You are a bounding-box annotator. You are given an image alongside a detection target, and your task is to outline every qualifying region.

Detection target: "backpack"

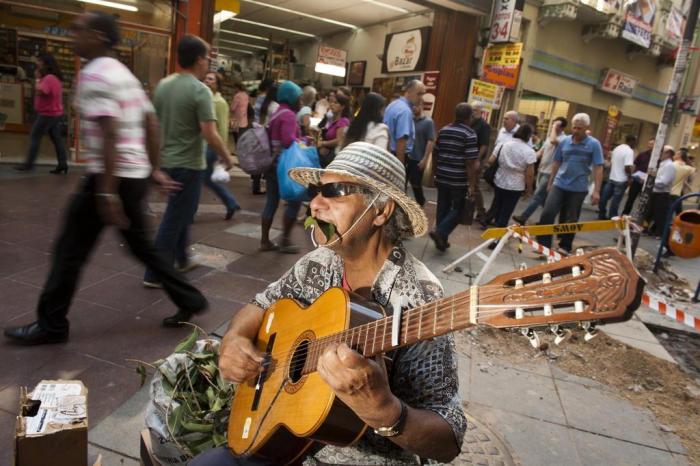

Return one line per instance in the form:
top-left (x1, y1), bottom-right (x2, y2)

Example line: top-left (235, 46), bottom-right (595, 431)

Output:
top-left (236, 123), bottom-right (273, 175)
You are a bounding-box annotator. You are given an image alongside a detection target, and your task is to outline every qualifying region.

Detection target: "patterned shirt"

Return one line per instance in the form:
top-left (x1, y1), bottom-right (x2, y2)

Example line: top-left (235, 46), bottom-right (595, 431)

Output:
top-left (75, 56), bottom-right (154, 179)
top-left (434, 122), bottom-right (479, 189)
top-left (254, 244), bottom-right (467, 465)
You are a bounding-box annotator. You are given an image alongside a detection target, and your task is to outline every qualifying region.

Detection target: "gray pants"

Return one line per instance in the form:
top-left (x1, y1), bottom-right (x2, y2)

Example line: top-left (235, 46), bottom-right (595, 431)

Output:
top-left (536, 186), bottom-right (587, 252)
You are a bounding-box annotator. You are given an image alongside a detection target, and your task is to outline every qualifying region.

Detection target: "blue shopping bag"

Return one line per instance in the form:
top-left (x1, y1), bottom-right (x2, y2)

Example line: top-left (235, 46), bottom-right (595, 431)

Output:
top-left (277, 141), bottom-right (320, 201)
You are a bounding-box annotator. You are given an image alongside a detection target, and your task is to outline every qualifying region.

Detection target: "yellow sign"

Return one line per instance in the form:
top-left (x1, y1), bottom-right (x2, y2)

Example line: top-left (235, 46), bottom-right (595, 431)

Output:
top-left (484, 43), bottom-right (523, 67)
top-left (608, 105), bottom-right (619, 118)
top-left (468, 79), bottom-right (503, 108)
top-left (481, 219), bottom-right (626, 239)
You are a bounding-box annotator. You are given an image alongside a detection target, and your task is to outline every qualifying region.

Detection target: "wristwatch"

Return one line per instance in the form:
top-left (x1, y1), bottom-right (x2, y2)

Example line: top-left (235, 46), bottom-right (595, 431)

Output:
top-left (373, 400), bottom-right (407, 437)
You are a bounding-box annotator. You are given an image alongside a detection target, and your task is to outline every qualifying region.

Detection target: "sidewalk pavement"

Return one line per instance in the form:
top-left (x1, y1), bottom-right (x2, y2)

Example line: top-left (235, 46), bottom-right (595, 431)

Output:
top-left (0, 165), bottom-right (693, 465)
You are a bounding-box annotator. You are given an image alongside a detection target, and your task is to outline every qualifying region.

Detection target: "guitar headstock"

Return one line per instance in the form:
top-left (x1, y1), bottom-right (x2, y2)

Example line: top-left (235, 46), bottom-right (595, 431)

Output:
top-left (477, 248), bottom-right (645, 345)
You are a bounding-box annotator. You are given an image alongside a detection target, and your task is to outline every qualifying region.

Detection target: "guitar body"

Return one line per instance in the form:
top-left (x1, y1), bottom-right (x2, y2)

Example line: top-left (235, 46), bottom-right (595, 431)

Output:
top-left (228, 288), bottom-right (383, 464)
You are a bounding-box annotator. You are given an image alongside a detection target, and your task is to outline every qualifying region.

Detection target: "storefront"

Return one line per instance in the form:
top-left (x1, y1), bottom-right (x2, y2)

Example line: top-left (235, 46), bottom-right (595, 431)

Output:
top-left (0, 0), bottom-right (174, 164)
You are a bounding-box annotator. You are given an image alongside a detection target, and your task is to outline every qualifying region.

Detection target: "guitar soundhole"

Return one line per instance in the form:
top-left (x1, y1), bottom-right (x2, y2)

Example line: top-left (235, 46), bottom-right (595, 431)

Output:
top-left (290, 340), bottom-right (309, 383)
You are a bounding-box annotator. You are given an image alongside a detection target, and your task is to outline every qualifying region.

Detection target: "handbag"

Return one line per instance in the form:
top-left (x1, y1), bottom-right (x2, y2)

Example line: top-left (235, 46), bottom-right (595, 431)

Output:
top-left (483, 145), bottom-right (503, 188)
top-left (421, 155), bottom-right (435, 188)
top-left (277, 141), bottom-right (321, 201)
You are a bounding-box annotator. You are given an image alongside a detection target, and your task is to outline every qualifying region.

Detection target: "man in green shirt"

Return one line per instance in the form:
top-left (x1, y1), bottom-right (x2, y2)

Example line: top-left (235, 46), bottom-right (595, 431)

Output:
top-left (143, 35), bottom-right (232, 299)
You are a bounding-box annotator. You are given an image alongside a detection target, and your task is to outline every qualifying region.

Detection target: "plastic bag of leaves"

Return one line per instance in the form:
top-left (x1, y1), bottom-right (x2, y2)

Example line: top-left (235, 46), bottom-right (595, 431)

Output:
top-left (136, 327), bottom-right (234, 465)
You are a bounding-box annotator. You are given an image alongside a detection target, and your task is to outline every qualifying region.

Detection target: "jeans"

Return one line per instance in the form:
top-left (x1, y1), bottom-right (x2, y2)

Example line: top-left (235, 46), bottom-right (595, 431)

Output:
top-left (144, 168), bottom-right (204, 282)
top-left (435, 184), bottom-right (467, 240)
top-left (190, 447), bottom-right (276, 466)
top-left (598, 180), bottom-right (627, 219)
top-left (24, 114), bottom-right (68, 168)
top-left (261, 168), bottom-right (302, 221)
top-left (536, 186), bottom-right (587, 252)
top-left (37, 175), bottom-right (206, 334)
top-left (406, 159), bottom-right (426, 206)
top-left (648, 192), bottom-right (672, 236)
top-left (491, 186), bottom-right (523, 228)
top-left (518, 173), bottom-right (550, 221)
top-left (204, 147), bottom-right (240, 211)
top-left (622, 179), bottom-right (643, 215)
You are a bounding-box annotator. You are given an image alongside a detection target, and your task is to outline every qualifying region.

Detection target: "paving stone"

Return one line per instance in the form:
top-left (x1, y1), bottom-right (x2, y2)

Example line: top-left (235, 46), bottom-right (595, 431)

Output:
top-left (467, 404), bottom-right (579, 466)
top-left (0, 409), bottom-right (17, 464)
top-left (0, 278), bottom-right (42, 326)
top-left (188, 243), bottom-right (242, 271)
top-left (570, 429), bottom-right (677, 466)
top-left (194, 270), bottom-right (269, 302)
top-left (0, 241), bottom-right (48, 279)
top-left (225, 222), bottom-right (281, 240)
top-left (0, 221), bottom-right (57, 244)
top-left (10, 262), bottom-right (119, 291)
top-left (555, 379), bottom-right (667, 450)
top-left (549, 365), bottom-right (610, 392)
top-left (88, 444), bottom-right (140, 466)
top-left (470, 359), bottom-right (566, 424)
top-left (77, 273), bottom-right (165, 314)
top-left (199, 231), bottom-right (263, 255)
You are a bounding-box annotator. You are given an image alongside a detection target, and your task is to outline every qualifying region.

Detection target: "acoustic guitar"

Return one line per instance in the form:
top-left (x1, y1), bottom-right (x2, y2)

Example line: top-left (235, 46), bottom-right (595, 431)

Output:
top-left (228, 248), bottom-right (644, 464)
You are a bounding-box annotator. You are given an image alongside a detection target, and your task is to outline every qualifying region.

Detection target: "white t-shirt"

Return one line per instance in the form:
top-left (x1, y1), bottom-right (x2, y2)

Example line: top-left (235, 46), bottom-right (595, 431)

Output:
top-left (539, 133), bottom-right (566, 175)
top-left (495, 124), bottom-right (518, 147)
top-left (75, 57), bottom-right (154, 179)
top-left (609, 143), bottom-right (635, 182)
top-left (494, 140), bottom-right (537, 191)
top-left (364, 122), bottom-right (389, 150)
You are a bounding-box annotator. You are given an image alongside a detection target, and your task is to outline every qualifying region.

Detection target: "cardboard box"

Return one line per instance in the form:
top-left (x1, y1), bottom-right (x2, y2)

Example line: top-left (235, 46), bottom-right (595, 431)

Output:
top-left (15, 380), bottom-right (88, 466)
top-left (140, 429), bottom-right (160, 466)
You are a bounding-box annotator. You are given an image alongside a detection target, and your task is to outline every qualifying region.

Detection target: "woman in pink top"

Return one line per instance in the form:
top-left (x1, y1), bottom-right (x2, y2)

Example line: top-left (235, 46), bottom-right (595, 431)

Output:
top-left (229, 80), bottom-right (249, 143)
top-left (16, 53), bottom-right (69, 173)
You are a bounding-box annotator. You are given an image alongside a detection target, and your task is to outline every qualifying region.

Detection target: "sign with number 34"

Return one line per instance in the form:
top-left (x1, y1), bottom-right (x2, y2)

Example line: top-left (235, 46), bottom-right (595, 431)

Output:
top-left (490, 0), bottom-right (522, 44)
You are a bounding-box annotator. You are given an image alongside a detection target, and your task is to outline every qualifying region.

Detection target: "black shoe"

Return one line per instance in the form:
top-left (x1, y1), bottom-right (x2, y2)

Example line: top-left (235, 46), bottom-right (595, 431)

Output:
top-left (512, 215), bottom-right (526, 225)
top-left (252, 190), bottom-right (266, 195)
top-left (162, 305), bottom-right (208, 328)
top-left (225, 205), bottom-right (241, 220)
top-left (429, 231), bottom-right (448, 252)
top-left (4, 322), bottom-right (68, 345)
top-left (50, 166), bottom-right (68, 174)
top-left (14, 165), bottom-right (33, 172)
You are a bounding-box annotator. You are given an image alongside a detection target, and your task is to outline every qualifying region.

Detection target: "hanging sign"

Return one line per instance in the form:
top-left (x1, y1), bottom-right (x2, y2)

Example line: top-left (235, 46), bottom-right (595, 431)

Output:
top-left (468, 79), bottom-right (504, 109)
top-left (620, 0), bottom-right (657, 48)
top-left (598, 68), bottom-right (639, 97)
top-left (382, 27), bottom-right (431, 73)
top-left (678, 96), bottom-right (700, 115)
top-left (665, 6), bottom-right (684, 41)
top-left (315, 45), bottom-right (347, 77)
top-left (422, 71), bottom-right (440, 118)
top-left (601, 105), bottom-right (622, 155)
top-left (482, 43), bottom-right (522, 89)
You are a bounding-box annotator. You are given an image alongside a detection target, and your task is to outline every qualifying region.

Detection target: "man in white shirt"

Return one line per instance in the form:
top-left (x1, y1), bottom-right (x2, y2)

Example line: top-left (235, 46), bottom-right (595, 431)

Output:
top-left (495, 110), bottom-right (520, 146)
top-left (598, 135), bottom-right (636, 219)
top-left (645, 145), bottom-right (677, 237)
top-left (513, 117), bottom-right (567, 224)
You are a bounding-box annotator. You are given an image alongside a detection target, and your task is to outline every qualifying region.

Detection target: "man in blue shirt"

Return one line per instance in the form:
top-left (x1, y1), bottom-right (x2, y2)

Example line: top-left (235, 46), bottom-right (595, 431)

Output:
top-left (384, 79), bottom-right (425, 164)
top-left (536, 113), bottom-right (603, 253)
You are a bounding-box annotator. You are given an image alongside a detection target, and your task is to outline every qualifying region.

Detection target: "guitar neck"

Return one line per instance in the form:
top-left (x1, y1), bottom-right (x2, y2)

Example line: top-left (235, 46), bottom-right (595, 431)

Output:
top-left (302, 290), bottom-right (475, 375)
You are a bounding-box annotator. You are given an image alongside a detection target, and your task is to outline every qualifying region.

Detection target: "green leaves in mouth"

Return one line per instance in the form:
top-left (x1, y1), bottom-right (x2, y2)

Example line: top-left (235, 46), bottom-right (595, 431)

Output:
top-left (304, 216), bottom-right (337, 241)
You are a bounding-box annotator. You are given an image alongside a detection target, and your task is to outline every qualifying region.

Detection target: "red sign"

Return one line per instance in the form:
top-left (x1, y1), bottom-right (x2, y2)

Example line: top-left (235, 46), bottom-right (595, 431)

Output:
top-left (422, 71), bottom-right (440, 118)
top-left (482, 63), bottom-right (520, 89)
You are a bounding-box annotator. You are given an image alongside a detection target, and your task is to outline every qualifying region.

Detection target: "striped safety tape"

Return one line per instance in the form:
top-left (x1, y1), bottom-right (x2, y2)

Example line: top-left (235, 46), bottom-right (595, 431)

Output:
top-left (508, 228), bottom-right (700, 332)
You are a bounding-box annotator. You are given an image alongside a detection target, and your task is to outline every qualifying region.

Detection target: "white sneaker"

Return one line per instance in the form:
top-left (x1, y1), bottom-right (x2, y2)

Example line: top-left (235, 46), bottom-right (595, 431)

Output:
top-left (142, 280), bottom-right (163, 289)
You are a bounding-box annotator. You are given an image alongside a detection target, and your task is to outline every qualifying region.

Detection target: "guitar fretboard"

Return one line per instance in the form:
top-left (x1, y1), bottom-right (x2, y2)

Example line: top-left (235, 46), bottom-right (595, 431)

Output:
top-left (300, 290), bottom-right (475, 375)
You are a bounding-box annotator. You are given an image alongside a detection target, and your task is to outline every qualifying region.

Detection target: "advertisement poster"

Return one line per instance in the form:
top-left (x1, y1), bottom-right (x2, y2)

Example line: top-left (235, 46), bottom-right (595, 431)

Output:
top-left (382, 27), bottom-right (431, 73)
top-left (598, 68), bottom-right (639, 97)
top-left (315, 44), bottom-right (347, 77)
top-left (620, 0), bottom-right (657, 48)
top-left (490, 0), bottom-right (519, 43)
top-left (422, 71), bottom-right (440, 118)
top-left (372, 77), bottom-right (397, 102)
top-left (602, 105), bottom-right (623, 155)
top-left (468, 79), bottom-right (504, 109)
top-left (665, 6), bottom-right (684, 41)
top-left (482, 44), bottom-right (522, 89)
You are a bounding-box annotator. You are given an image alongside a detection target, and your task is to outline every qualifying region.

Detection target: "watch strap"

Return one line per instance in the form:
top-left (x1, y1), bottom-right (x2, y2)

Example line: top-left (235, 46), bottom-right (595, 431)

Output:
top-left (373, 400), bottom-right (407, 437)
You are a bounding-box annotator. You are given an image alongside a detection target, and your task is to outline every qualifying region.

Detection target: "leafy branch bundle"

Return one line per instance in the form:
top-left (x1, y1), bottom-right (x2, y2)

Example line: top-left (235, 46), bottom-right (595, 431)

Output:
top-left (133, 326), bottom-right (234, 458)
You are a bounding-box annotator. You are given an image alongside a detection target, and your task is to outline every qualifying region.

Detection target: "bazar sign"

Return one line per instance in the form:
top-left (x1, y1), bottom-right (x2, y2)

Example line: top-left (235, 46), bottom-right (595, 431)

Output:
top-left (620, 0), bottom-right (657, 48)
top-left (489, 0), bottom-right (522, 43)
top-left (315, 45), bottom-right (347, 77)
top-left (382, 27), bottom-right (431, 73)
top-left (598, 68), bottom-right (638, 97)
top-left (468, 79), bottom-right (504, 109)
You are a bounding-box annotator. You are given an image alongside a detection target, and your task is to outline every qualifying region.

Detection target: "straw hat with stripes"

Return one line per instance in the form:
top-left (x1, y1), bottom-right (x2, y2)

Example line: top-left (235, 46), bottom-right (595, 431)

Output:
top-left (288, 142), bottom-right (428, 237)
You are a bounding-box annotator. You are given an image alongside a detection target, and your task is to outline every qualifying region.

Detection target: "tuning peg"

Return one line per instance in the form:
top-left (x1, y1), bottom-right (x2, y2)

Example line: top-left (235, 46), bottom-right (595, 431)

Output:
top-left (547, 255), bottom-right (556, 264)
top-left (581, 322), bottom-right (598, 342)
top-left (519, 262), bottom-right (527, 271)
top-left (576, 248), bottom-right (584, 256)
top-left (521, 327), bottom-right (540, 348)
top-left (549, 325), bottom-right (571, 345)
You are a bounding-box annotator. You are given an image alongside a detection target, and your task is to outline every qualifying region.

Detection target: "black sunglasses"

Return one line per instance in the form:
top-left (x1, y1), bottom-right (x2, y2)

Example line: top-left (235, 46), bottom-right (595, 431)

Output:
top-left (308, 182), bottom-right (372, 199)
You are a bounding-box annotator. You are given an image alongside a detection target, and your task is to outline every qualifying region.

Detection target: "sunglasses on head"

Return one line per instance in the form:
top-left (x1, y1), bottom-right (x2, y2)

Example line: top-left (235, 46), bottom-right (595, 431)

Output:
top-left (308, 182), bottom-right (372, 199)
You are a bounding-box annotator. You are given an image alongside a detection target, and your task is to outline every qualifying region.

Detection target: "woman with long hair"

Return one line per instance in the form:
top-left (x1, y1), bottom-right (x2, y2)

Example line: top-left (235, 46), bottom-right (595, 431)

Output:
top-left (229, 79), bottom-right (249, 143)
top-left (297, 85), bottom-right (317, 138)
top-left (317, 92), bottom-right (351, 167)
top-left (343, 92), bottom-right (388, 149)
top-left (16, 53), bottom-right (69, 173)
top-left (203, 71), bottom-right (241, 220)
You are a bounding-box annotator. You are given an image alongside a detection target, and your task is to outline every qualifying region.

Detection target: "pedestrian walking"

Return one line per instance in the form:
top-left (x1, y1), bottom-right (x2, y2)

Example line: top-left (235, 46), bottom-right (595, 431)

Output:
top-left (343, 92), bottom-right (388, 149)
top-left (513, 117), bottom-right (567, 224)
top-left (297, 85), bottom-right (317, 139)
top-left (644, 146), bottom-right (677, 237)
top-left (383, 79), bottom-right (425, 163)
top-left (429, 103), bottom-right (479, 251)
top-left (671, 149), bottom-right (696, 214)
top-left (143, 35), bottom-right (233, 287)
top-left (470, 101), bottom-right (492, 222)
top-left (407, 101), bottom-right (435, 207)
top-left (536, 113), bottom-right (603, 254)
top-left (202, 71), bottom-right (241, 220)
top-left (494, 110), bottom-right (520, 146)
top-left (318, 92), bottom-right (351, 167)
top-left (484, 124), bottom-right (536, 230)
top-left (259, 80), bottom-right (303, 254)
top-left (4, 12), bottom-right (208, 345)
top-left (598, 135), bottom-right (636, 219)
top-left (253, 78), bottom-right (275, 124)
top-left (622, 138), bottom-right (654, 215)
top-left (15, 53), bottom-right (69, 173)
top-left (229, 79), bottom-right (249, 143)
